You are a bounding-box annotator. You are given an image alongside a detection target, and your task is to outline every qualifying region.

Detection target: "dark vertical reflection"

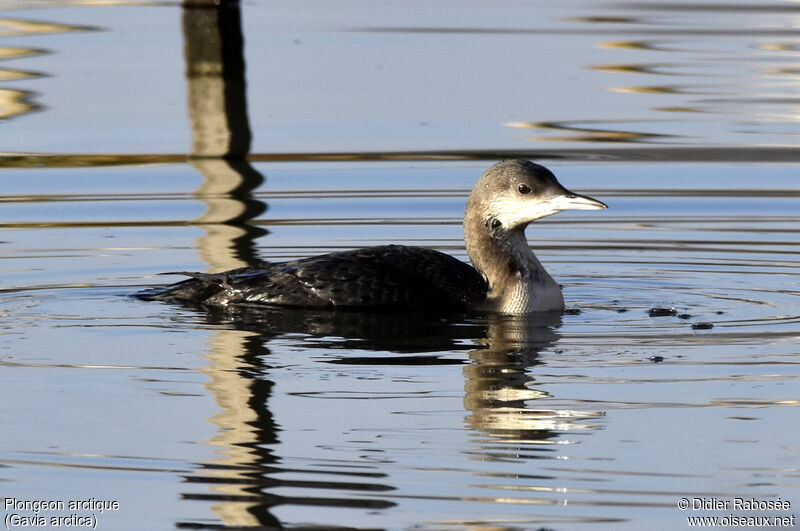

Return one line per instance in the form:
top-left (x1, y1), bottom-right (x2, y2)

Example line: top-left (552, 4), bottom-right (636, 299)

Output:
top-left (176, 307), bottom-right (407, 529)
top-left (182, 0), bottom-right (267, 271)
top-left (178, 330), bottom-right (285, 529)
top-left (179, 2), bottom-right (276, 528)
top-left (183, 0), bottom-right (251, 158)
top-left (235, 336), bottom-right (281, 527)
top-left (179, 5), bottom-right (397, 529)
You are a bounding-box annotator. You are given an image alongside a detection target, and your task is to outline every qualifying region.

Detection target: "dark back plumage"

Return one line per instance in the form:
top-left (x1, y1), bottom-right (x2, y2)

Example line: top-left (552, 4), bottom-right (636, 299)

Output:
top-left (139, 245), bottom-right (487, 311)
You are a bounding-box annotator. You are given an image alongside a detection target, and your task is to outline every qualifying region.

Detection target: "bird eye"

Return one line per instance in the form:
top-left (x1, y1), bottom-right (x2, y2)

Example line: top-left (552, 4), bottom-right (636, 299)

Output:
top-left (518, 183), bottom-right (531, 194)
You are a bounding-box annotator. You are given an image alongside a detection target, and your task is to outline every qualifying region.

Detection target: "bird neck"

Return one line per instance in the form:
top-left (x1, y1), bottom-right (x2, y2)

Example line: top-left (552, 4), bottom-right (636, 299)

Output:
top-left (464, 214), bottom-right (564, 313)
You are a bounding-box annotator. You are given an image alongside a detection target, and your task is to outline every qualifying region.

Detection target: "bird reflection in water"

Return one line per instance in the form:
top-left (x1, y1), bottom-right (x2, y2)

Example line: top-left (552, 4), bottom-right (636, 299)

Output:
top-left (464, 314), bottom-right (604, 466)
top-left (173, 302), bottom-right (606, 528)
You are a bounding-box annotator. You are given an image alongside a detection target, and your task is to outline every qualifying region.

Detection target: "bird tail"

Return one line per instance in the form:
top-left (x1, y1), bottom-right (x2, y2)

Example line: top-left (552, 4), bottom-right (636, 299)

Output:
top-left (134, 271), bottom-right (228, 303)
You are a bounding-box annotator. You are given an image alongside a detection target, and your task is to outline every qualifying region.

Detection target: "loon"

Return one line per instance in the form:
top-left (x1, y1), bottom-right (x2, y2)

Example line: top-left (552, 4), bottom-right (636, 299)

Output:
top-left (138, 160), bottom-right (607, 314)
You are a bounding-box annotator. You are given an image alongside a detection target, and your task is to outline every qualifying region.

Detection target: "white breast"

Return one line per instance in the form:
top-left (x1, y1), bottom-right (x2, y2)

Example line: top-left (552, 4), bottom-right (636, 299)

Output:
top-left (496, 276), bottom-right (564, 314)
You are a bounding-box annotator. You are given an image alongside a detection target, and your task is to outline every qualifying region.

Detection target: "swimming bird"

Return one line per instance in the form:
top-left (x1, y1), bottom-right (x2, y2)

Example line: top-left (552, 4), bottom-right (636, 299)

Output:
top-left (138, 160), bottom-right (607, 314)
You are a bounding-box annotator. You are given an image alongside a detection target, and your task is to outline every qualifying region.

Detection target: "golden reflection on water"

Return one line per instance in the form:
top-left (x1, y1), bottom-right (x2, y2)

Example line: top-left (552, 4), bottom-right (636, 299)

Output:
top-left (0, 68), bottom-right (42, 81)
top-left (0, 87), bottom-right (38, 119)
top-left (0, 17), bottom-right (98, 36)
top-left (0, 45), bottom-right (45, 60)
top-left (599, 40), bottom-right (669, 51)
top-left (610, 85), bottom-right (690, 94)
top-left (562, 16), bottom-right (642, 24)
top-left (506, 120), bottom-right (671, 143)
top-left (0, 16), bottom-right (95, 120)
top-left (770, 67), bottom-right (800, 75)
top-left (656, 106), bottom-right (704, 113)
top-left (590, 63), bottom-right (676, 76)
top-left (0, 45), bottom-right (47, 101)
top-left (200, 328), bottom-right (265, 528)
top-left (758, 43), bottom-right (800, 52)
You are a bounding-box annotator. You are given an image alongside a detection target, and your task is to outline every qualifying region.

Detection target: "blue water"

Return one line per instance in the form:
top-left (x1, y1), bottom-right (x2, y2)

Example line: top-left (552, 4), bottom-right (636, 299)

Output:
top-left (1, 2), bottom-right (799, 530)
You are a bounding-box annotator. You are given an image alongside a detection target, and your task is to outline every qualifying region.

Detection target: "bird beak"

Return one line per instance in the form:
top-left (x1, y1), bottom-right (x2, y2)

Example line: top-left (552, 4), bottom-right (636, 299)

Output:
top-left (548, 190), bottom-right (608, 212)
top-left (492, 187), bottom-right (607, 226)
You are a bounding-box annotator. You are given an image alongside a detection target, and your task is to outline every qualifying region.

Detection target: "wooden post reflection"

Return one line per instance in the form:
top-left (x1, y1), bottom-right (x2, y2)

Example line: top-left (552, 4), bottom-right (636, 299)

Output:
top-left (183, 0), bottom-right (266, 272)
top-left (182, 1), bottom-right (273, 527)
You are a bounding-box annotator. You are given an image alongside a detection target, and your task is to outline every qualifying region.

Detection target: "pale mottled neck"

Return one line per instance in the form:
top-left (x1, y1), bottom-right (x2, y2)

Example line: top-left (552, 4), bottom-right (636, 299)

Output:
top-left (464, 214), bottom-right (564, 313)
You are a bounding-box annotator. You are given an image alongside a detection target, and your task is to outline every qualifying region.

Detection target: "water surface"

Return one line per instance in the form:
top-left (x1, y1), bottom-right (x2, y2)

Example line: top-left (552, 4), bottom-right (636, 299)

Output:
top-left (1, 1), bottom-right (799, 530)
